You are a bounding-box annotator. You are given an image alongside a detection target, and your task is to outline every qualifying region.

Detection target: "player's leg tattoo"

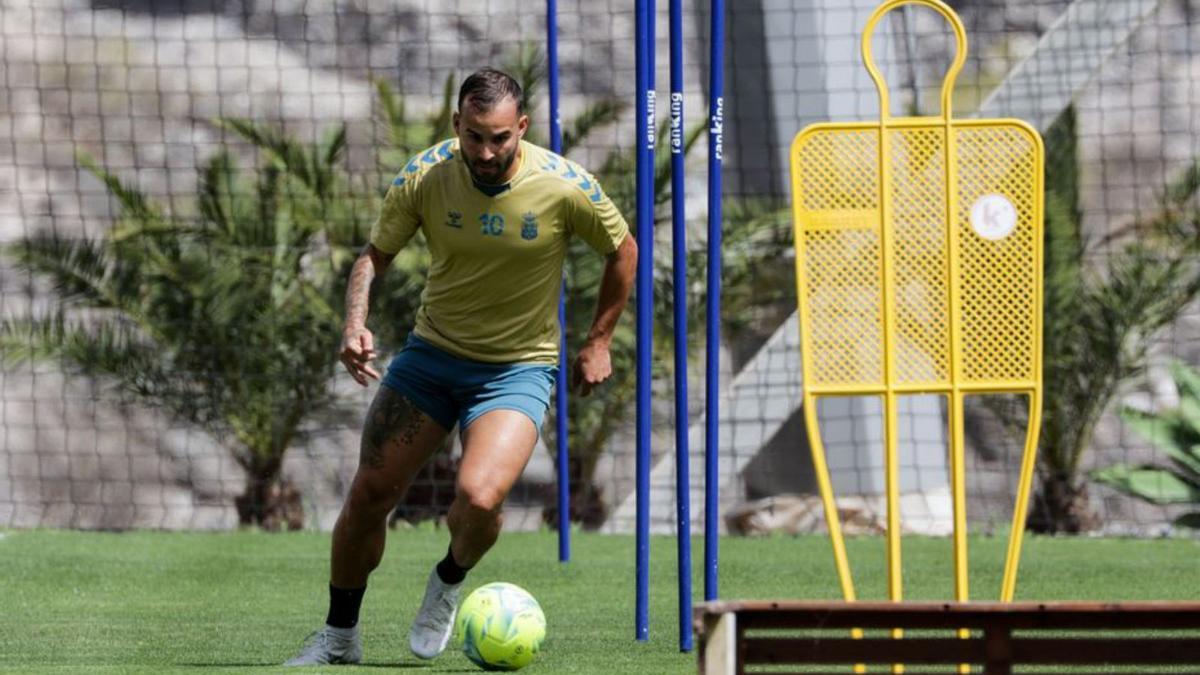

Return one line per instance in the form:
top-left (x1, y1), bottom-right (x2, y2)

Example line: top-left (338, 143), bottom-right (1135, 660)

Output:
top-left (360, 387), bottom-right (425, 470)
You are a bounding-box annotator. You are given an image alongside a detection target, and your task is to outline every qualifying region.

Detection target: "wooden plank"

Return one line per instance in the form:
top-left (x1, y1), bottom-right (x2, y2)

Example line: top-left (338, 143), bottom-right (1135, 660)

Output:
top-left (1010, 638), bottom-right (1200, 664)
top-left (739, 636), bottom-right (1200, 666)
top-left (699, 600), bottom-right (1200, 615)
top-left (741, 637), bottom-right (986, 664)
top-left (727, 670), bottom-right (1187, 675)
top-left (698, 611), bottom-right (737, 675)
top-left (735, 610), bottom-right (1200, 631)
top-left (984, 626), bottom-right (1013, 675)
top-left (698, 601), bottom-right (1200, 631)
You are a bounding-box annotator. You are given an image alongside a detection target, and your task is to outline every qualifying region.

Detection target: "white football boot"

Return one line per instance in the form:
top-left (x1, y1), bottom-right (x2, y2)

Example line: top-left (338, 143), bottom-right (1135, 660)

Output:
top-left (408, 568), bottom-right (463, 659)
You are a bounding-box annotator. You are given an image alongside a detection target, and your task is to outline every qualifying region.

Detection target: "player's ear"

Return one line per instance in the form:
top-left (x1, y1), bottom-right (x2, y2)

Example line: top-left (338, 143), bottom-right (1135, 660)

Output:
top-left (452, 111), bottom-right (460, 134)
top-left (516, 114), bottom-right (529, 138)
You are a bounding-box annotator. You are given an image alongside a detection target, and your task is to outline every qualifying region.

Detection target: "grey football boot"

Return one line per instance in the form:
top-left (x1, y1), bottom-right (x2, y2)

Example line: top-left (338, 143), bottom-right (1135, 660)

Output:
top-left (283, 625), bottom-right (362, 666)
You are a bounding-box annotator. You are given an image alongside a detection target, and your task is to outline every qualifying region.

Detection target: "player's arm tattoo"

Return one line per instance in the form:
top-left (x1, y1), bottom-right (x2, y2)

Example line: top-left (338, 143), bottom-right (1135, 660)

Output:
top-left (345, 244), bottom-right (397, 332)
top-left (360, 387), bottom-right (426, 469)
top-left (344, 253), bottom-right (376, 332)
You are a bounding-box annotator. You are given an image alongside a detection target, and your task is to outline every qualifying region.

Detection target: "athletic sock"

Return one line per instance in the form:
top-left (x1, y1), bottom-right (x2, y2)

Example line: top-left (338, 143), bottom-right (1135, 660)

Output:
top-left (325, 624), bottom-right (357, 640)
top-left (325, 584), bottom-right (366, 629)
top-left (435, 546), bottom-right (472, 585)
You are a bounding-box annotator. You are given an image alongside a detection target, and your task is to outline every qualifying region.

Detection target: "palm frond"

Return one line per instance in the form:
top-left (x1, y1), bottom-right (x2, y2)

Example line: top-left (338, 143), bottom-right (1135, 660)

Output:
top-left (561, 99), bottom-right (627, 155)
top-left (1041, 191), bottom-right (1084, 326)
top-left (427, 73), bottom-right (457, 146)
top-left (6, 234), bottom-right (123, 309)
top-left (78, 152), bottom-right (162, 226)
top-left (317, 123), bottom-right (348, 198)
top-left (197, 150), bottom-right (238, 238)
top-left (252, 163), bottom-right (284, 247)
top-left (0, 314), bottom-right (162, 382)
top-left (216, 118), bottom-right (323, 198)
top-left (504, 42), bottom-right (545, 118)
top-left (374, 78), bottom-right (409, 152)
top-left (1165, 159), bottom-right (1200, 208)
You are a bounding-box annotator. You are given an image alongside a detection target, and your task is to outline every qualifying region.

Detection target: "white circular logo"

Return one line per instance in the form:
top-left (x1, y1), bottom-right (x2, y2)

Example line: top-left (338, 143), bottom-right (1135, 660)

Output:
top-left (970, 194), bottom-right (1018, 241)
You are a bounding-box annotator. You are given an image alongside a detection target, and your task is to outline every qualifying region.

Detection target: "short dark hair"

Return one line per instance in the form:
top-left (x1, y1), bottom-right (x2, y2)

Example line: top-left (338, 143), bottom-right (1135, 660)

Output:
top-left (458, 68), bottom-right (524, 114)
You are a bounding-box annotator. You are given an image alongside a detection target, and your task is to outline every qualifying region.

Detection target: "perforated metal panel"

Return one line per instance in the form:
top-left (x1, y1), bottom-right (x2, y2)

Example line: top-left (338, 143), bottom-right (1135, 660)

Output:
top-left (891, 128), bottom-right (950, 387)
top-left (795, 130), bottom-right (883, 388)
top-left (792, 122), bottom-right (1041, 391)
top-left (956, 126), bottom-right (1040, 385)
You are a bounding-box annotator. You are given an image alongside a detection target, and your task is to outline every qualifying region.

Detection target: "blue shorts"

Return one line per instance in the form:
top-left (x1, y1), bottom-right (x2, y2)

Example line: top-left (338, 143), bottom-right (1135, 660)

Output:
top-left (381, 334), bottom-right (557, 434)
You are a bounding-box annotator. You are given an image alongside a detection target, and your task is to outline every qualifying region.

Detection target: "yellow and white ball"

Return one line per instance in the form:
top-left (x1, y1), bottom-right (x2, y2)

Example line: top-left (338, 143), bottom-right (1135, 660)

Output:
top-left (456, 582), bottom-right (546, 671)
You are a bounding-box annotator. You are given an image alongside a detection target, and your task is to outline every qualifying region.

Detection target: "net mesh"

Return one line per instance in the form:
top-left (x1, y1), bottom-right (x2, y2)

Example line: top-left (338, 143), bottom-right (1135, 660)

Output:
top-left (0, 0), bottom-right (1197, 538)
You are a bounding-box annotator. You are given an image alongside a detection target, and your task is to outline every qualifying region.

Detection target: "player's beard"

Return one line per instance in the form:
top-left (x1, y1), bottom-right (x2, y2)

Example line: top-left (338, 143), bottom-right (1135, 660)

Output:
top-left (468, 147), bottom-right (517, 185)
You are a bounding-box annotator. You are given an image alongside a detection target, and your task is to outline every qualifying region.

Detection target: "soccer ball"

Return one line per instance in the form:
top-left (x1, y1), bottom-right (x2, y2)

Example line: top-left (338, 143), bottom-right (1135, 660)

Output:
top-left (455, 582), bottom-right (546, 671)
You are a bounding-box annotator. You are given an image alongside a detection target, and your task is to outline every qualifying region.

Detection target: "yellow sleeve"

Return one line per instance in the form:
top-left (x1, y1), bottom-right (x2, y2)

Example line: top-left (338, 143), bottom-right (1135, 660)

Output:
top-left (567, 173), bottom-right (629, 255)
top-left (370, 172), bottom-right (421, 255)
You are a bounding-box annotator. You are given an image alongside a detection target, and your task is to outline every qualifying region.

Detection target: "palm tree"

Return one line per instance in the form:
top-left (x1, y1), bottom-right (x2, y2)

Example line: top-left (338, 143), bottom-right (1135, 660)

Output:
top-left (991, 107), bottom-right (1200, 532)
top-left (2, 135), bottom-right (355, 528)
top-left (0, 65), bottom-right (481, 527)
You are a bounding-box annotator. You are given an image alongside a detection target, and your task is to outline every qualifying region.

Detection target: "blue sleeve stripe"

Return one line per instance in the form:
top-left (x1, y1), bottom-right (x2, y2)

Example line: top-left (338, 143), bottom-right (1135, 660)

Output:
top-left (538, 152), bottom-right (605, 203)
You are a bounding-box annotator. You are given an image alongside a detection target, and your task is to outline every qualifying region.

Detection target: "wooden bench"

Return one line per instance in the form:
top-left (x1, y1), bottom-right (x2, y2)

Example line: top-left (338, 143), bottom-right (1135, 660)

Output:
top-left (694, 600), bottom-right (1200, 674)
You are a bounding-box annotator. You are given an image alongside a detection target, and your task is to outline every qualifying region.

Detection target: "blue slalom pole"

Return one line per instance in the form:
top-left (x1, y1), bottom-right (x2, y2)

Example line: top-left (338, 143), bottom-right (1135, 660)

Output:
top-left (704, 0), bottom-right (724, 603)
top-left (634, 0), bottom-right (655, 643)
top-left (546, 0), bottom-right (570, 565)
top-left (669, 0), bottom-right (693, 654)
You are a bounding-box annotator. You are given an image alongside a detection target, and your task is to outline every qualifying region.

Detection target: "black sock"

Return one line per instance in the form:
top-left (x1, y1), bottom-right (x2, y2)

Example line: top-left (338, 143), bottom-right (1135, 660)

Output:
top-left (435, 546), bottom-right (471, 585)
top-left (325, 584), bottom-right (366, 629)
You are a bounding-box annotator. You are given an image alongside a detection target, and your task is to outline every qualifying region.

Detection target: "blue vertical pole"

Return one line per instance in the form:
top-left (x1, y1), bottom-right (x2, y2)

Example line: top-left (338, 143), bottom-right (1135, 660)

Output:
top-left (546, 0), bottom-right (570, 565)
top-left (704, 0), bottom-right (724, 603)
top-left (635, 0), bottom-right (655, 643)
top-left (668, 0), bottom-right (693, 654)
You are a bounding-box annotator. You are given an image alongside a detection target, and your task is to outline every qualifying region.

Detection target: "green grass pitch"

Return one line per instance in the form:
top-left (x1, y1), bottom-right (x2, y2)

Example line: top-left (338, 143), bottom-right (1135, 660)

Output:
top-left (1, 528), bottom-right (1197, 673)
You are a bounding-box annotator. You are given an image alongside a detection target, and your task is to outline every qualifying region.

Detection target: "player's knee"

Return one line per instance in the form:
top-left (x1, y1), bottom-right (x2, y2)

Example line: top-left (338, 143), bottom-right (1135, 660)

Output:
top-left (455, 479), bottom-right (505, 516)
top-left (346, 471), bottom-right (406, 516)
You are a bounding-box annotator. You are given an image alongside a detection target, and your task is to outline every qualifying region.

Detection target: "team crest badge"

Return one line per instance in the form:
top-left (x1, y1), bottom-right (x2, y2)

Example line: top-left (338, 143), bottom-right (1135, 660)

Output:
top-left (521, 212), bottom-right (538, 240)
top-left (446, 210), bottom-right (463, 228)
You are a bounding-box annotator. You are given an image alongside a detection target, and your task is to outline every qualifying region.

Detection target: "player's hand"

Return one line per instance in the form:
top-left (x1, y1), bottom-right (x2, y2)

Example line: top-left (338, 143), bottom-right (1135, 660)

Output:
top-left (571, 339), bottom-right (612, 397)
top-left (340, 326), bottom-right (380, 387)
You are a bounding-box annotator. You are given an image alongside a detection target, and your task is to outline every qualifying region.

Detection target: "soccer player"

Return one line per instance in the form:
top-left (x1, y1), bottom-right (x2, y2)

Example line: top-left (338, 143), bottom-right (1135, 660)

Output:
top-left (285, 68), bottom-right (637, 665)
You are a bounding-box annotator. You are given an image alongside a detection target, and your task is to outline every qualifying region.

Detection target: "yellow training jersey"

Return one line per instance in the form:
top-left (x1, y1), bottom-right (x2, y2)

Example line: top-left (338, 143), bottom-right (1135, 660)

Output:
top-left (370, 138), bottom-right (630, 364)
